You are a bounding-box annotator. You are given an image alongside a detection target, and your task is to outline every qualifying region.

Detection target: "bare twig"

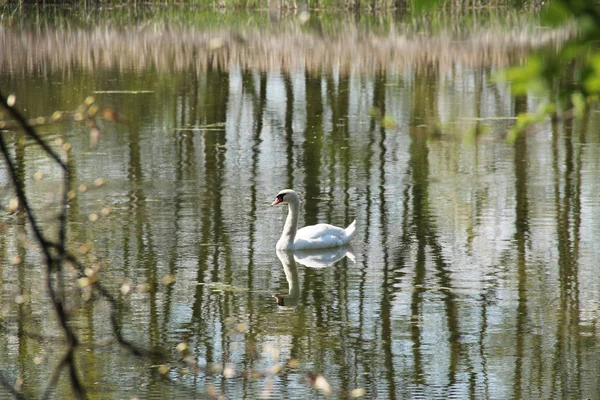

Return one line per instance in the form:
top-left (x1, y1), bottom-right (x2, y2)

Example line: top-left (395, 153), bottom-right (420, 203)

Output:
top-left (0, 91), bottom-right (164, 399)
top-left (0, 90), bottom-right (84, 399)
top-left (47, 243), bottom-right (166, 358)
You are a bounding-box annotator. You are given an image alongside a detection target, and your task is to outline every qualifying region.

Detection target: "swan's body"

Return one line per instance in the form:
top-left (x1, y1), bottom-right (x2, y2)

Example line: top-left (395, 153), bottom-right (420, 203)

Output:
top-left (271, 189), bottom-right (356, 250)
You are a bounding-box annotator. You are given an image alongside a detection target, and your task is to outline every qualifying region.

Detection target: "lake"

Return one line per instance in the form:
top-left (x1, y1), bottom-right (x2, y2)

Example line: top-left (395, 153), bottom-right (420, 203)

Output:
top-left (0, 7), bottom-right (599, 399)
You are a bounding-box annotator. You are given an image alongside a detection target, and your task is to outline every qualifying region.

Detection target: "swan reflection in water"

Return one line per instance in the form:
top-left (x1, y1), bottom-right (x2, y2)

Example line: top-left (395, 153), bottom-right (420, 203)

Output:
top-left (273, 246), bottom-right (355, 308)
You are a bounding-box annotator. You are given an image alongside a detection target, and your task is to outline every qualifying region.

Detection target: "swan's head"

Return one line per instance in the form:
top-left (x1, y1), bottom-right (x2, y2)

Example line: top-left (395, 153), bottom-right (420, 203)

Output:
top-left (271, 189), bottom-right (298, 206)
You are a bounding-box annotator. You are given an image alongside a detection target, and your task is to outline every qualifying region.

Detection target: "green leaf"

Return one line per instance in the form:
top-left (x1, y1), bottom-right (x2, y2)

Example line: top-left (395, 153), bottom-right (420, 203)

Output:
top-left (589, 53), bottom-right (600, 73)
top-left (506, 103), bottom-right (555, 144)
top-left (501, 56), bottom-right (547, 96)
top-left (571, 92), bottom-right (586, 118)
top-left (541, 1), bottom-right (571, 27)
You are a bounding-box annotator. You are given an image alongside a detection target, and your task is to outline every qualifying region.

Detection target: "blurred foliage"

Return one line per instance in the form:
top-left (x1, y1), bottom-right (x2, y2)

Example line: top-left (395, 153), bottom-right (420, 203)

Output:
top-left (502, 0), bottom-right (600, 140)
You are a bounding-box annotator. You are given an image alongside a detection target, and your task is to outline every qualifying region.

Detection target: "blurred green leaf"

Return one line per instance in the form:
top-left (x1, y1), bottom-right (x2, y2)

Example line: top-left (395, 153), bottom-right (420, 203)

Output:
top-left (381, 115), bottom-right (397, 129)
top-left (583, 73), bottom-right (600, 93)
top-left (541, 1), bottom-right (572, 27)
top-left (589, 53), bottom-right (600, 72)
top-left (503, 0), bottom-right (600, 144)
top-left (581, 53), bottom-right (600, 94)
top-left (571, 92), bottom-right (586, 117)
top-left (507, 102), bottom-right (555, 144)
top-left (569, 0), bottom-right (595, 15)
top-left (502, 55), bottom-right (547, 96)
top-left (368, 107), bottom-right (382, 118)
top-left (558, 42), bottom-right (587, 63)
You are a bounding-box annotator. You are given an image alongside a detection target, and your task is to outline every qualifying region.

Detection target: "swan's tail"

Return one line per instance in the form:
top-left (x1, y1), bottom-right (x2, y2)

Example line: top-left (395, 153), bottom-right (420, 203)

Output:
top-left (344, 220), bottom-right (357, 243)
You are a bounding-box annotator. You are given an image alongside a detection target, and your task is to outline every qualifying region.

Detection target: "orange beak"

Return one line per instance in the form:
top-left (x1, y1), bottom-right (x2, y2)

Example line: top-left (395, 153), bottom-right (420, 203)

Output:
top-left (271, 197), bottom-right (282, 206)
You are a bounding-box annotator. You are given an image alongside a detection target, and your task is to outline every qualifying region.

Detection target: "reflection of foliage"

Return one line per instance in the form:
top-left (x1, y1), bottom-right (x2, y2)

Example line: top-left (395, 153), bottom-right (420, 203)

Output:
top-left (503, 0), bottom-right (599, 140)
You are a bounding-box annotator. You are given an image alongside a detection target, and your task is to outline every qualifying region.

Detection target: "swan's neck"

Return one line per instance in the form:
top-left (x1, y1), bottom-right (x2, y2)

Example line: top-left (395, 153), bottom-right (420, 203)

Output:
top-left (277, 201), bottom-right (299, 249)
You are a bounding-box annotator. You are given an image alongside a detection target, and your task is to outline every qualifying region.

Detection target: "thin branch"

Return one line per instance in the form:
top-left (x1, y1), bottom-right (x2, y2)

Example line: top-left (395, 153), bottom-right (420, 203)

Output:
top-left (0, 91), bottom-right (67, 172)
top-left (0, 91), bottom-right (86, 399)
top-left (0, 91), bottom-right (163, 399)
top-left (47, 243), bottom-right (166, 358)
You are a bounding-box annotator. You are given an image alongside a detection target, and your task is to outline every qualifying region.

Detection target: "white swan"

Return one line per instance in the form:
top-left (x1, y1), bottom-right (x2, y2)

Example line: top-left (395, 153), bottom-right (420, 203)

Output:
top-left (271, 189), bottom-right (356, 250)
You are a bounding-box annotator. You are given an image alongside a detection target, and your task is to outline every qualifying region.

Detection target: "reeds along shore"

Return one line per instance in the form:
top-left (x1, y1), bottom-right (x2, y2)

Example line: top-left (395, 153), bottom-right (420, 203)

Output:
top-left (1, 0), bottom-right (545, 10)
top-left (0, 17), bottom-right (571, 76)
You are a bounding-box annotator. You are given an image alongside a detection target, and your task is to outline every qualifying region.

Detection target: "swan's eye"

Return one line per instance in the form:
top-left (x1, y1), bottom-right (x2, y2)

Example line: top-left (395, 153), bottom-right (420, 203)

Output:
top-left (278, 194), bottom-right (285, 201)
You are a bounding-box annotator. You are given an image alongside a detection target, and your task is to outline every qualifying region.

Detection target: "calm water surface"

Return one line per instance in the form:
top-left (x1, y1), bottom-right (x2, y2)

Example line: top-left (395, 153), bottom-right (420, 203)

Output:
top-left (0, 9), bottom-right (599, 399)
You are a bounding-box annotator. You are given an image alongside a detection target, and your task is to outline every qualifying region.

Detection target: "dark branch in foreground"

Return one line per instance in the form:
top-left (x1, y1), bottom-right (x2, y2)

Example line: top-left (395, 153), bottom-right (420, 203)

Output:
top-left (0, 89), bottom-right (85, 399)
top-left (0, 91), bottom-right (154, 399)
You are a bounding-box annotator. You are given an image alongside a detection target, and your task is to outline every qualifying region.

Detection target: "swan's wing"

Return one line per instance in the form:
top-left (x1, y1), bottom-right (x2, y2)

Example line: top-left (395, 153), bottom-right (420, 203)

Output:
top-left (293, 235), bottom-right (343, 250)
top-left (296, 223), bottom-right (345, 240)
